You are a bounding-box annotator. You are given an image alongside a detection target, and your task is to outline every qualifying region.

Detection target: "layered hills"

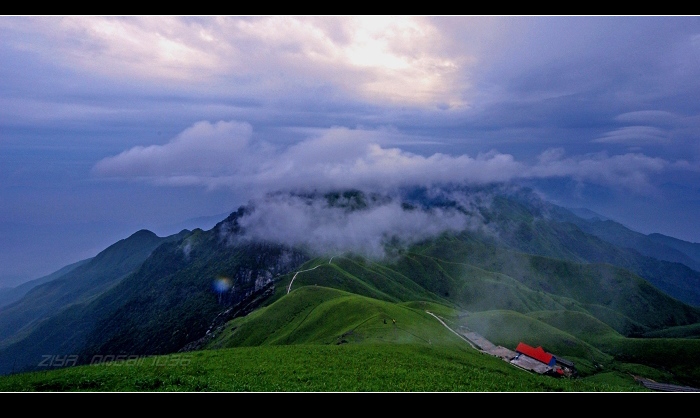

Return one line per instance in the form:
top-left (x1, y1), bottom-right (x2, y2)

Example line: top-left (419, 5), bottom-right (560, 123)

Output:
top-left (1, 185), bottom-right (699, 390)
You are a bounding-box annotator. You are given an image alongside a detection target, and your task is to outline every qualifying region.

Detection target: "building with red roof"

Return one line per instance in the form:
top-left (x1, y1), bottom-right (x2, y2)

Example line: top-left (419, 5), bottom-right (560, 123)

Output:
top-left (514, 342), bottom-right (557, 367)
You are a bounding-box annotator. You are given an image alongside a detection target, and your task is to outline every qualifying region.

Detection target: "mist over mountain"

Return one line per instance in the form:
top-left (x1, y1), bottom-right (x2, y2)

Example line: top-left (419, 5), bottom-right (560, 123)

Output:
top-left (4, 17), bottom-right (700, 391)
top-left (1, 182), bottom-right (700, 386)
top-left (225, 186), bottom-right (500, 261)
top-left (0, 259), bottom-right (89, 310)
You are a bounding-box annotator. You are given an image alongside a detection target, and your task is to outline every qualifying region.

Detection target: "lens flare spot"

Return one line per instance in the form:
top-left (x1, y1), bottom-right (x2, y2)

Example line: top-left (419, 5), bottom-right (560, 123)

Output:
top-left (213, 276), bottom-right (232, 293)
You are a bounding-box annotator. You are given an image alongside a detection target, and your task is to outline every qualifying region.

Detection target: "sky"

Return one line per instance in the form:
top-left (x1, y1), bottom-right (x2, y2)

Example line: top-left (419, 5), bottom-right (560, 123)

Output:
top-left (2, 15), bottom-right (700, 288)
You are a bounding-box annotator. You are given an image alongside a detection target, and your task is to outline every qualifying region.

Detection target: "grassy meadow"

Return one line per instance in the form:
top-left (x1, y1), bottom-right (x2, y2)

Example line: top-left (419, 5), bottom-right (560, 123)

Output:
top-left (0, 285), bottom-right (656, 392)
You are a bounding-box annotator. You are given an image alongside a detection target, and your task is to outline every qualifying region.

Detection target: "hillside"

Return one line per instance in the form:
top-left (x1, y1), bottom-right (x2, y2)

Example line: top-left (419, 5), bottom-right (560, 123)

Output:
top-left (0, 229), bottom-right (189, 371)
top-left (0, 259), bottom-right (90, 310)
top-left (1, 186), bottom-right (700, 390)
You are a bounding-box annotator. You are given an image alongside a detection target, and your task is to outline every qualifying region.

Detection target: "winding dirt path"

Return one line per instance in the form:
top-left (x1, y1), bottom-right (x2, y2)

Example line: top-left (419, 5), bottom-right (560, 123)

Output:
top-left (287, 256), bottom-right (336, 294)
top-left (425, 311), bottom-right (479, 350)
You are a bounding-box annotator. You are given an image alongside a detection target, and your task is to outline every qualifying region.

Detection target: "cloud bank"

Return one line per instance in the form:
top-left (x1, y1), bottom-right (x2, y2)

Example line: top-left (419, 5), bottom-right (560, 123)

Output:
top-left (9, 16), bottom-right (466, 108)
top-left (93, 120), bottom-right (676, 197)
top-left (6, 16), bottom-right (700, 287)
top-left (228, 191), bottom-right (484, 259)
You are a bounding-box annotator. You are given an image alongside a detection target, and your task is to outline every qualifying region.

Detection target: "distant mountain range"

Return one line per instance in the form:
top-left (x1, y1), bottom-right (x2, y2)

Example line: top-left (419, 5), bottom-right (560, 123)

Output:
top-left (1, 185), bottom-right (699, 388)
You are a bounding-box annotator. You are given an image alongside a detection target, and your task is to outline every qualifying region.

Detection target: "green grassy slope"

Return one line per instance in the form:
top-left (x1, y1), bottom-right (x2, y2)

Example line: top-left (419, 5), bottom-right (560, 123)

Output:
top-left (207, 286), bottom-right (458, 349)
top-left (0, 230), bottom-right (170, 348)
top-left (0, 283), bottom-right (652, 392)
top-left (485, 196), bottom-right (700, 307)
top-left (407, 234), bottom-right (700, 335)
top-left (203, 243), bottom-right (700, 389)
top-left (0, 231), bottom-right (192, 375)
top-left (0, 343), bottom-right (649, 392)
top-left (75, 230), bottom-right (306, 360)
top-left (642, 323), bottom-right (700, 339)
top-left (0, 258), bottom-right (91, 310)
top-left (2, 189), bottom-right (700, 391)
top-left (451, 308), bottom-right (700, 387)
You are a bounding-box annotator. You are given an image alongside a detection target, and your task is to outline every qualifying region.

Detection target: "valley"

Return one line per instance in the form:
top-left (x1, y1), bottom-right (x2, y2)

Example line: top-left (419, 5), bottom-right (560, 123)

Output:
top-left (1, 187), bottom-right (699, 392)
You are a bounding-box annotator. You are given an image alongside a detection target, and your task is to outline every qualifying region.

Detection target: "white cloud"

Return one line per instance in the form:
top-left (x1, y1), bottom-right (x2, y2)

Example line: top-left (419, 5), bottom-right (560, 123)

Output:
top-left (92, 120), bottom-right (262, 183)
top-left (614, 110), bottom-right (678, 125)
top-left (8, 16), bottom-right (467, 108)
top-left (94, 120), bottom-right (679, 197)
top-left (233, 192), bottom-right (479, 259)
top-left (593, 126), bottom-right (669, 145)
top-left (529, 149), bottom-right (668, 193)
top-left (46, 16), bottom-right (222, 81)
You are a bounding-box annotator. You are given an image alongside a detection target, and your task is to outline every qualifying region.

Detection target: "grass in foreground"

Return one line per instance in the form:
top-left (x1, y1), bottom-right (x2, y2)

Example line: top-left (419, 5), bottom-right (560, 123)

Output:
top-left (0, 343), bottom-right (648, 392)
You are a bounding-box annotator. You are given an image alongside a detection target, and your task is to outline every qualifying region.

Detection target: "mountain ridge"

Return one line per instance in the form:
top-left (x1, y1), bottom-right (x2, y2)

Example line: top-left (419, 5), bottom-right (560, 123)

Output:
top-left (1, 185), bottom-right (699, 389)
